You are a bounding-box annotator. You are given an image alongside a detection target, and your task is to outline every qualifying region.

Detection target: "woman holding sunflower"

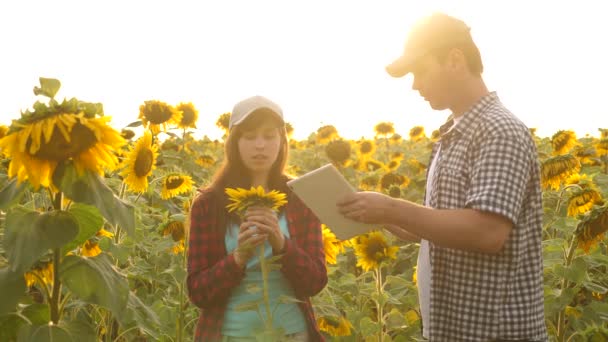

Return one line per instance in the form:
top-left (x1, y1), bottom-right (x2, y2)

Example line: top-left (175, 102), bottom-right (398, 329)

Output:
top-left (187, 96), bottom-right (327, 341)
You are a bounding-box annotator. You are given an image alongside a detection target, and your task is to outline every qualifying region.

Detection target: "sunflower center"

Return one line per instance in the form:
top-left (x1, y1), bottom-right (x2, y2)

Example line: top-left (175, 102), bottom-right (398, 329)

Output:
top-left (134, 148), bottom-right (154, 177)
top-left (146, 105), bottom-right (173, 124)
top-left (181, 109), bottom-right (195, 125)
top-left (166, 177), bottom-right (185, 190)
top-left (31, 122), bottom-right (97, 161)
top-left (366, 240), bottom-right (385, 258)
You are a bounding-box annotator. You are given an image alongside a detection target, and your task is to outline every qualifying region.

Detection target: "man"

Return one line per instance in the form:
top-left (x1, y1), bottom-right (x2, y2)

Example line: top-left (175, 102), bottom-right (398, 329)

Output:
top-left (337, 12), bottom-right (548, 342)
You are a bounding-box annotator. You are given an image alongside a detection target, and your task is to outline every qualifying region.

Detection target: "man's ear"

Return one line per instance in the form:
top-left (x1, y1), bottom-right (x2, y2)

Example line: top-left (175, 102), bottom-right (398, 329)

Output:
top-left (446, 48), bottom-right (466, 72)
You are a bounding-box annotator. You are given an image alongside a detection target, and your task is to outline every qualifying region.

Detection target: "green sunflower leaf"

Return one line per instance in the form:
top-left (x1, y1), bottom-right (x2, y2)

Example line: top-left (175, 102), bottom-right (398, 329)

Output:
top-left (62, 203), bottom-right (105, 254)
top-left (4, 207), bottom-right (79, 273)
top-left (17, 324), bottom-right (73, 342)
top-left (0, 267), bottom-right (26, 316)
top-left (0, 178), bottom-right (28, 211)
top-left (60, 254), bottom-right (129, 320)
top-left (53, 161), bottom-right (135, 237)
top-left (33, 77), bottom-right (61, 99)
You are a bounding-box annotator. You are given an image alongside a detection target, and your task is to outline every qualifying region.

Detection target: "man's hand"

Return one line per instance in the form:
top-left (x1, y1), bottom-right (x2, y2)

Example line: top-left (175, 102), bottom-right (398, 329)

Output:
top-left (337, 191), bottom-right (393, 224)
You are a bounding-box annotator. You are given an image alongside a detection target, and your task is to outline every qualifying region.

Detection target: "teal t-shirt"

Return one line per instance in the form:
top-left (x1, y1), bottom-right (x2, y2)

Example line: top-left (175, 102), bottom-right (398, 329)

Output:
top-left (222, 214), bottom-right (307, 337)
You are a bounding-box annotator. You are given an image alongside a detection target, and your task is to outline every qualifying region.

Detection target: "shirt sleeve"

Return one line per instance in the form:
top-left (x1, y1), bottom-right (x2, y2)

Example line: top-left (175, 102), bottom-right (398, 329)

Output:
top-left (465, 134), bottom-right (531, 225)
top-left (186, 192), bottom-right (245, 309)
top-left (279, 197), bottom-right (328, 298)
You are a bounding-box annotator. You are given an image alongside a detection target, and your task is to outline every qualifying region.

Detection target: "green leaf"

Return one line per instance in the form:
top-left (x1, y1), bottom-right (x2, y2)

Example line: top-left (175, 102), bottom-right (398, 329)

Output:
top-left (125, 292), bottom-right (161, 340)
top-left (61, 319), bottom-right (97, 342)
top-left (0, 314), bottom-right (27, 342)
top-left (18, 324), bottom-right (73, 342)
top-left (359, 316), bottom-right (378, 338)
top-left (21, 304), bottom-right (50, 325)
top-left (0, 178), bottom-right (28, 210)
top-left (53, 161), bottom-right (135, 236)
top-left (5, 208), bottom-right (78, 273)
top-left (583, 282), bottom-right (608, 294)
top-left (0, 268), bottom-right (26, 315)
top-left (126, 120), bottom-right (142, 128)
top-left (33, 77), bottom-right (61, 99)
top-left (60, 254), bottom-right (129, 319)
top-left (554, 257), bottom-right (588, 284)
top-left (62, 203), bottom-right (104, 253)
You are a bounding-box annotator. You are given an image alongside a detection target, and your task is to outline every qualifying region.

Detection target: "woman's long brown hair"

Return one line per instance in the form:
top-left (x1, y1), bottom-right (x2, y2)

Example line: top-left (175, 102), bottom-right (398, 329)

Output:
top-left (204, 109), bottom-right (290, 232)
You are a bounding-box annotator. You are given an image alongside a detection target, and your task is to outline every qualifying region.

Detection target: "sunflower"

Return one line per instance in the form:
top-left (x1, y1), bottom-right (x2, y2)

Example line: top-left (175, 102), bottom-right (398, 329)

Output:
top-left (121, 129), bottom-right (135, 140)
top-left (225, 186), bottom-right (287, 217)
top-left (24, 261), bottom-right (54, 288)
top-left (565, 173), bottom-right (589, 186)
top-left (573, 145), bottom-right (598, 166)
top-left (316, 125), bottom-right (338, 144)
top-left (596, 138), bottom-right (608, 155)
top-left (388, 184), bottom-right (402, 198)
top-left (357, 139), bottom-right (376, 158)
top-left (171, 240), bottom-right (186, 254)
top-left (363, 159), bottom-right (385, 172)
top-left (430, 129), bottom-right (441, 142)
top-left (120, 131), bottom-right (159, 193)
top-left (359, 174), bottom-right (380, 190)
top-left (380, 172), bottom-right (410, 190)
top-left (96, 228), bottom-right (115, 238)
top-left (575, 204), bottom-right (608, 253)
top-left (374, 122), bottom-right (395, 138)
top-left (322, 225), bottom-right (340, 265)
top-left (391, 152), bottom-right (405, 161)
top-left (175, 102), bottom-right (198, 129)
top-left (541, 154), bottom-right (581, 190)
top-left (161, 173), bottom-right (194, 199)
top-left (139, 100), bottom-right (182, 135)
top-left (0, 125), bottom-right (9, 139)
top-left (162, 220), bottom-right (187, 254)
top-left (353, 231), bottom-right (398, 271)
top-left (387, 159), bottom-right (401, 171)
top-left (551, 130), bottom-right (577, 155)
top-left (81, 240), bottom-right (102, 257)
top-left (216, 112), bottom-right (231, 133)
top-left (317, 315), bottom-right (353, 337)
top-left (409, 126), bottom-right (425, 142)
top-left (408, 158), bottom-right (427, 175)
top-left (325, 139), bottom-right (351, 167)
top-left (0, 112), bottom-right (125, 190)
top-left (567, 188), bottom-right (603, 217)
top-left (390, 133), bottom-right (403, 145)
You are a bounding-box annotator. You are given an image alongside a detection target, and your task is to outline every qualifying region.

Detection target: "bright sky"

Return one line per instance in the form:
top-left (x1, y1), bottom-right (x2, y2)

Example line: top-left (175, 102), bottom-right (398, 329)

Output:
top-left (1, 1), bottom-right (606, 141)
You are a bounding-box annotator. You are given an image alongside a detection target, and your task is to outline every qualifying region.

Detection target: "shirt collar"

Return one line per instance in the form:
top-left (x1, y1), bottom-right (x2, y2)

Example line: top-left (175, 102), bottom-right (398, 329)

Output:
top-left (439, 91), bottom-right (499, 139)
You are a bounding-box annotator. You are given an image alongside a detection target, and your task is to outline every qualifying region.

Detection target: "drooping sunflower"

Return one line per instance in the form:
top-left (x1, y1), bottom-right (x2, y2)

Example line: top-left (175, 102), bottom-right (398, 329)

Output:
top-left (0, 111), bottom-right (125, 190)
top-left (163, 220), bottom-right (187, 254)
top-left (24, 261), bottom-right (54, 288)
top-left (540, 154), bottom-right (581, 190)
top-left (374, 122), bottom-right (395, 138)
top-left (353, 231), bottom-right (399, 271)
top-left (409, 126), bottom-right (425, 142)
top-left (81, 240), bottom-right (102, 257)
top-left (196, 154), bottom-right (216, 168)
top-left (596, 138), bottom-right (608, 155)
top-left (317, 315), bottom-right (353, 337)
top-left (380, 172), bottom-right (410, 190)
top-left (575, 203), bottom-right (608, 253)
top-left (161, 173), bottom-right (194, 199)
top-left (325, 139), bottom-right (351, 167)
top-left (316, 125), bottom-right (339, 144)
top-left (225, 186), bottom-right (287, 217)
top-left (551, 130), bottom-right (577, 156)
top-left (567, 187), bottom-right (603, 217)
top-left (139, 100), bottom-right (182, 135)
top-left (357, 139), bottom-right (376, 159)
top-left (216, 112), bottom-right (231, 133)
top-left (573, 145), bottom-right (598, 166)
top-left (120, 131), bottom-right (159, 193)
top-left (176, 102), bottom-right (198, 129)
top-left (389, 133), bottom-right (403, 145)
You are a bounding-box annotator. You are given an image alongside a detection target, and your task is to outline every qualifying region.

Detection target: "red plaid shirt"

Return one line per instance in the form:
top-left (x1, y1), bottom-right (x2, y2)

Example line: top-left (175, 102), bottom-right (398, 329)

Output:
top-left (187, 188), bottom-right (328, 341)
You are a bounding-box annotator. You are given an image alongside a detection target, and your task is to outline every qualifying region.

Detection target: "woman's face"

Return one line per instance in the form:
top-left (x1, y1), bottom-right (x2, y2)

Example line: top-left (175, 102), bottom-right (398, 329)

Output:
top-left (237, 121), bottom-right (282, 177)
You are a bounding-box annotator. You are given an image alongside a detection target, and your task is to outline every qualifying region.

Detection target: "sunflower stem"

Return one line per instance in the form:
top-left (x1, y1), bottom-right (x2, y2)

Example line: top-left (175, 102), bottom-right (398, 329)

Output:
top-left (556, 236), bottom-right (578, 339)
top-left (375, 268), bottom-right (384, 342)
top-left (259, 244), bottom-right (273, 331)
top-left (50, 192), bottom-right (63, 324)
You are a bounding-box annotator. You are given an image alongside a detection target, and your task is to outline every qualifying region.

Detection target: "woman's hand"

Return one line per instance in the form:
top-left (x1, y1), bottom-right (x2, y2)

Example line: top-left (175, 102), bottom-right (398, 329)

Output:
top-left (244, 206), bottom-right (285, 253)
top-left (233, 220), bottom-right (267, 268)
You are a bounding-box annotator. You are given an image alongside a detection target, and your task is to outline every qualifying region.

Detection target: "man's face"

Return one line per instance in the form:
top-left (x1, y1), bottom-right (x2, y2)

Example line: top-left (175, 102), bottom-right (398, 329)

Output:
top-left (409, 51), bottom-right (459, 111)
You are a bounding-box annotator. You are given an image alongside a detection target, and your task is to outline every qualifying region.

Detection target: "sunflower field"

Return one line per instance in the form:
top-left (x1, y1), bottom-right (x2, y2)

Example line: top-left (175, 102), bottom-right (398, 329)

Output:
top-left (0, 79), bottom-right (607, 341)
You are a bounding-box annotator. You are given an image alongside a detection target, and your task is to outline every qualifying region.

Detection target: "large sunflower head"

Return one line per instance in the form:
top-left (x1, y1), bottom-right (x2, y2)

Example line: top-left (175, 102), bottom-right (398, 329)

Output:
top-left (374, 122), bottom-right (395, 138)
top-left (575, 203), bottom-right (608, 253)
top-left (161, 173), bottom-right (194, 199)
top-left (551, 130), bottom-right (578, 155)
top-left (325, 139), bottom-right (351, 166)
top-left (162, 220), bottom-right (186, 242)
top-left (409, 126), bottom-right (425, 142)
top-left (176, 102), bottom-right (198, 129)
top-left (316, 125), bottom-right (339, 144)
top-left (225, 186), bottom-right (287, 217)
top-left (353, 231), bottom-right (398, 271)
top-left (541, 154), bottom-right (581, 190)
top-left (139, 100), bottom-right (182, 135)
top-left (357, 139), bottom-right (376, 158)
top-left (0, 83), bottom-right (125, 190)
top-left (317, 315), bottom-right (353, 337)
top-left (120, 131), bottom-right (159, 193)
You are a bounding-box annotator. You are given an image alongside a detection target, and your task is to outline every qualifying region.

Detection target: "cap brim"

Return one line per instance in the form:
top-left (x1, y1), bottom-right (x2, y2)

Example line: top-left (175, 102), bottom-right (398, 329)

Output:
top-left (385, 55), bottom-right (413, 78)
top-left (229, 107), bottom-right (284, 130)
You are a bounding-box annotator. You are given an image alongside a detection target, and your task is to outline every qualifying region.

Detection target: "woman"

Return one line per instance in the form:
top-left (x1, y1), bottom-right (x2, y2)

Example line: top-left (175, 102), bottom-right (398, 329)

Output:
top-left (187, 95), bottom-right (327, 341)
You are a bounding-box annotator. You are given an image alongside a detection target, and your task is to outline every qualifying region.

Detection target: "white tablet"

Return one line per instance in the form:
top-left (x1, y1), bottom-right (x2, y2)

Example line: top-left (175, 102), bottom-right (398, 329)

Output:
top-left (286, 164), bottom-right (376, 240)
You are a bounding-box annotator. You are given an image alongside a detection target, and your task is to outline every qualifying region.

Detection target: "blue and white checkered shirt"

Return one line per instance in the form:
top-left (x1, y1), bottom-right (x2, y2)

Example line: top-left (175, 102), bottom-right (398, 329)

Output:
top-left (426, 92), bottom-right (548, 341)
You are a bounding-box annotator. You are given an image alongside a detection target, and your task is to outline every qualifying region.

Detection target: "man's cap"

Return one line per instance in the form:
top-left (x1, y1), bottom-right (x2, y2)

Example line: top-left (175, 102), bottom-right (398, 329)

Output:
top-left (386, 13), bottom-right (473, 78)
top-left (229, 95), bottom-right (284, 130)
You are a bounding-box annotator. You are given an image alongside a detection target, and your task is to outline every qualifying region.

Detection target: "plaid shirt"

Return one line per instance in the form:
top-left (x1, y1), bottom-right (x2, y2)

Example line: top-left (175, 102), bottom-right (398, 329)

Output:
top-left (187, 188), bottom-right (327, 341)
top-left (426, 92), bottom-right (548, 341)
